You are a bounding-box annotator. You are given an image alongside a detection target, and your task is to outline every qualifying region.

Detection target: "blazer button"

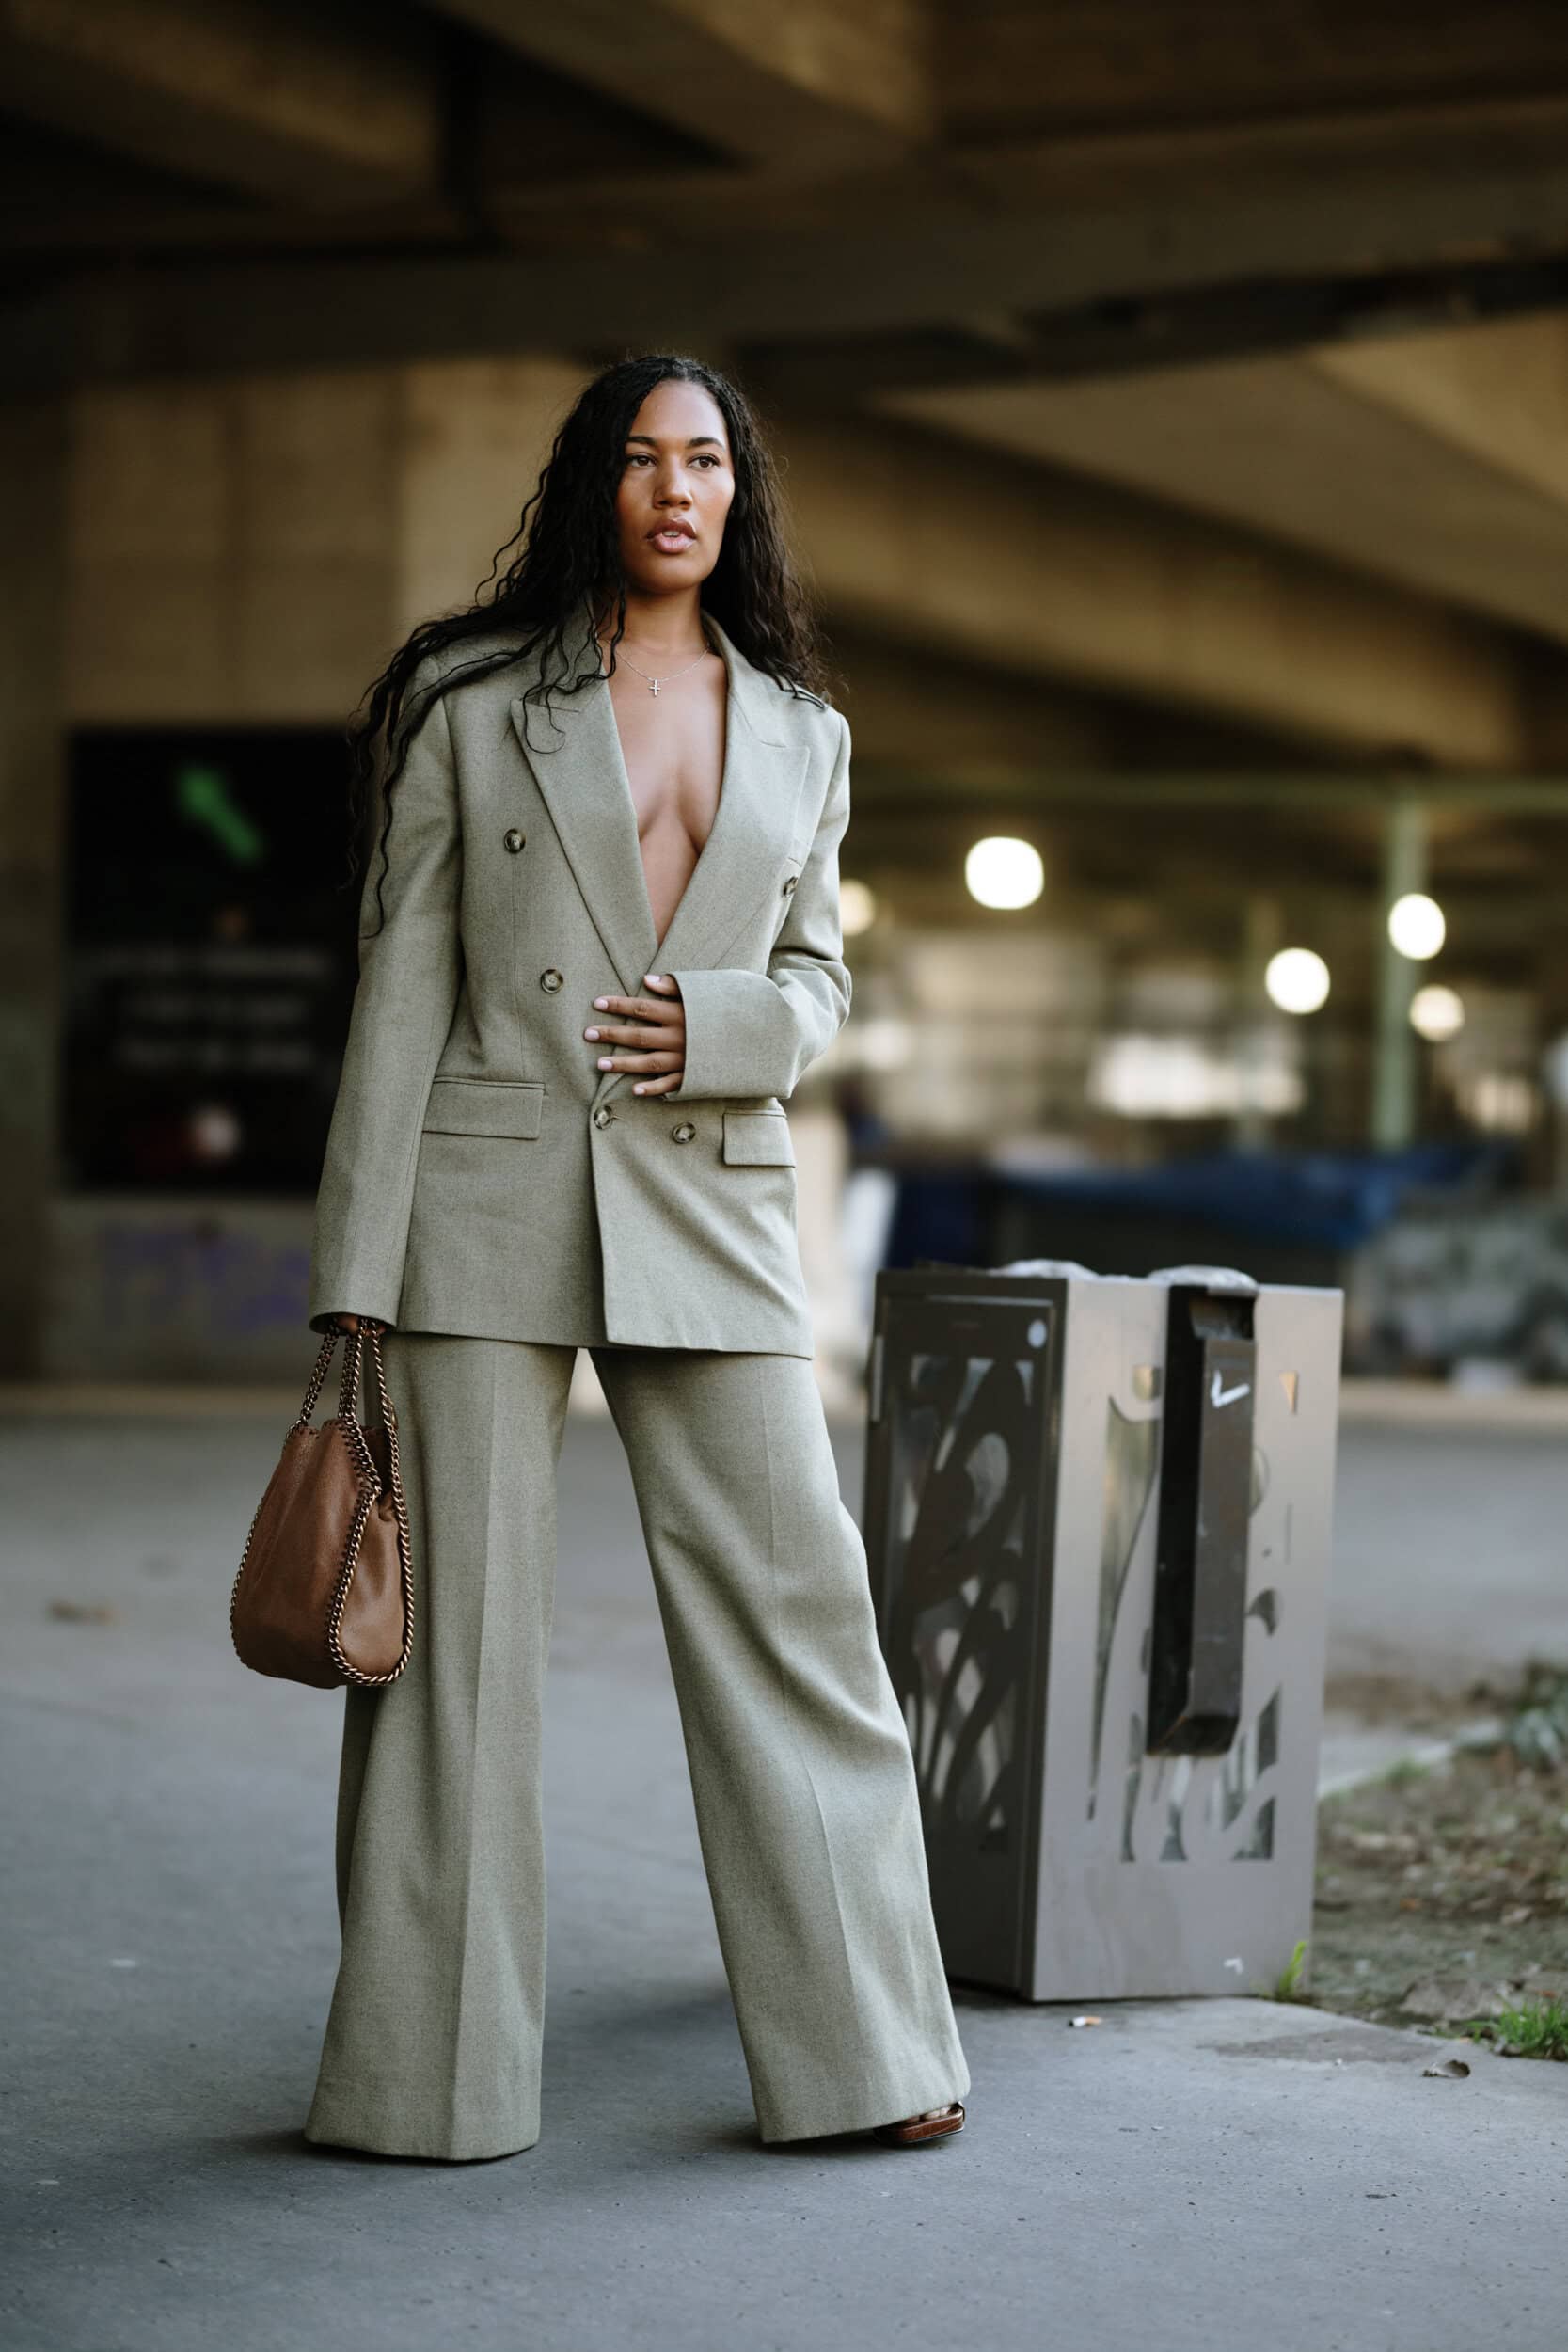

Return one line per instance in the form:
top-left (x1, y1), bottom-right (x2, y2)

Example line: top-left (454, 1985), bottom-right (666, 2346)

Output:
top-left (594, 1104), bottom-right (615, 1129)
top-left (540, 968), bottom-right (563, 992)
top-left (671, 1121), bottom-right (696, 1144)
top-left (782, 874), bottom-right (798, 895)
top-left (503, 828), bottom-right (526, 853)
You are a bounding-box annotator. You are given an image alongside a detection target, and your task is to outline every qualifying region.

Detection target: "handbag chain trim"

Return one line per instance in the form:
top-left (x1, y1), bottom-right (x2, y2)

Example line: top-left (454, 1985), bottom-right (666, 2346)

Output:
top-left (230, 1322), bottom-right (416, 1688)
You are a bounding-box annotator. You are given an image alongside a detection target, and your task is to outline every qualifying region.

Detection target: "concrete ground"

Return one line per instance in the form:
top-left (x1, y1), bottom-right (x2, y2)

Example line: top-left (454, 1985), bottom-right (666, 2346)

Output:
top-left (3, 1401), bottom-right (1566, 2352)
top-left (1329, 1414), bottom-right (1568, 1691)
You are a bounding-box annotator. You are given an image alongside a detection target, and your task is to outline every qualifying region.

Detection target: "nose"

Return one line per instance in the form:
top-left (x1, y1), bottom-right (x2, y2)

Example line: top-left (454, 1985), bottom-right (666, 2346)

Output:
top-left (657, 476), bottom-right (692, 505)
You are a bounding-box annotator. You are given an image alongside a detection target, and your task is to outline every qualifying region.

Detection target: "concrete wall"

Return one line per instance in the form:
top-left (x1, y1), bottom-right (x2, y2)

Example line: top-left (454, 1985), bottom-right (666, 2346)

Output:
top-left (66, 357), bottom-right (585, 723)
top-left (30, 357), bottom-right (584, 1377)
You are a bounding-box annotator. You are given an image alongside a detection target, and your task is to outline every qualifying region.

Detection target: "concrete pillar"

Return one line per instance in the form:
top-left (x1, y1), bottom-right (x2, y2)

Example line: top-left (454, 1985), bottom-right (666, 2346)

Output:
top-left (394, 359), bottom-right (584, 637)
top-left (68, 372), bottom-right (404, 723)
top-left (1370, 797), bottom-right (1427, 1151)
top-left (39, 358), bottom-right (587, 1381)
top-left (0, 401), bottom-right (69, 1374)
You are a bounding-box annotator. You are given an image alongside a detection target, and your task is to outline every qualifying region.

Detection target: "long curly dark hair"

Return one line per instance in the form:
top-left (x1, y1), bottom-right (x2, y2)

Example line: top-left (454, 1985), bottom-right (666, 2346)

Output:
top-left (348, 352), bottom-right (831, 931)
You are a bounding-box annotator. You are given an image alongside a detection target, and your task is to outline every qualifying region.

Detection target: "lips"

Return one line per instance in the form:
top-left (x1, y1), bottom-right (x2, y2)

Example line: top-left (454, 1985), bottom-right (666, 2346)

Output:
top-left (649, 520), bottom-right (695, 547)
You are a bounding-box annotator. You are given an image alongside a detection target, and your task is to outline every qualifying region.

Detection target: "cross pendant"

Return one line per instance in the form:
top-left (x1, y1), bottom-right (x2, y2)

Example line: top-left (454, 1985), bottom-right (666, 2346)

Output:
top-left (649, 678), bottom-right (660, 695)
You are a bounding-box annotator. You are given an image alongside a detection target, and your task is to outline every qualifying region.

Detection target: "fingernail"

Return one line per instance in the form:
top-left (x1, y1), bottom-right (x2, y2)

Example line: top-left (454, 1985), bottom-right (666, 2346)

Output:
top-left (645, 975), bottom-right (662, 985)
top-left (597, 1057), bottom-right (612, 1069)
top-left (634, 1085), bottom-right (645, 1095)
top-left (584, 1028), bottom-right (598, 1040)
top-left (594, 997), bottom-right (609, 1009)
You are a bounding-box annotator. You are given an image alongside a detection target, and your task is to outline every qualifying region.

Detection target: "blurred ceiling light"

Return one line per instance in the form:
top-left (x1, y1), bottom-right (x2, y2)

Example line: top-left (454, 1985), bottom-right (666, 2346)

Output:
top-left (1388, 891), bottom-right (1446, 960)
top-left (1462, 1072), bottom-right (1537, 1135)
top-left (1088, 1033), bottom-right (1303, 1120)
top-left (964, 834), bottom-right (1045, 910)
top-left (1410, 984), bottom-right (1465, 1041)
top-left (839, 878), bottom-right (878, 936)
top-left (1264, 947), bottom-right (1331, 1015)
top-left (190, 1103), bottom-right (242, 1161)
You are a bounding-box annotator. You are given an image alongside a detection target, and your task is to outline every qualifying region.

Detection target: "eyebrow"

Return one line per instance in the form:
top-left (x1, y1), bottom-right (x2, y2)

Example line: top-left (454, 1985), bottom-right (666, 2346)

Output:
top-left (626, 433), bottom-right (726, 449)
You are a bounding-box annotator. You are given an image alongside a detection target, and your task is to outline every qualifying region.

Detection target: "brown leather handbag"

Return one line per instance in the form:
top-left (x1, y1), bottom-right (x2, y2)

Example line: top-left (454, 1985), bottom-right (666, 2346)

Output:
top-left (230, 1321), bottom-right (415, 1690)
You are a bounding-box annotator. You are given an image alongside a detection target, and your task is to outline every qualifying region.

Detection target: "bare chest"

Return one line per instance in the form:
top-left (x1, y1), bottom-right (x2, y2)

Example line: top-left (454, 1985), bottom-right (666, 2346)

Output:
top-left (606, 654), bottom-right (729, 939)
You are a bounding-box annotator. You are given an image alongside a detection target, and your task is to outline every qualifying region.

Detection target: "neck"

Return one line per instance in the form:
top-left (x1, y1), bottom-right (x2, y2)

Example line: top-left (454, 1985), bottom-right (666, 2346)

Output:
top-left (596, 585), bottom-right (708, 660)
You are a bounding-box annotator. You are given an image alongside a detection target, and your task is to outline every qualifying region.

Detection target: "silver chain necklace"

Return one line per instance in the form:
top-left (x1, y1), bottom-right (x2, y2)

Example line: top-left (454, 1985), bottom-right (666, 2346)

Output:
top-left (606, 635), bottom-right (712, 697)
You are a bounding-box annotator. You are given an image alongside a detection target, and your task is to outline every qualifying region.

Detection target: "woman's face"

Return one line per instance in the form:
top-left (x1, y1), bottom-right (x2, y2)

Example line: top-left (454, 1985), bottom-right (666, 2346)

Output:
top-left (613, 378), bottom-right (736, 601)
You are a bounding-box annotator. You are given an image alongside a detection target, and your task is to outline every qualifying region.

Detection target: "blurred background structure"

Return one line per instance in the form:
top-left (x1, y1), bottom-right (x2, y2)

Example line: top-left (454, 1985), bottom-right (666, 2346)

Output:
top-left (8, 1), bottom-right (1568, 1384)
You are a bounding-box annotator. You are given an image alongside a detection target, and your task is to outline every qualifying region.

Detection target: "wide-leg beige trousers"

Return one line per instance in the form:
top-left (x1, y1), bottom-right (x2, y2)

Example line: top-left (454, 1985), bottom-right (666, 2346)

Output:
top-left (303, 1332), bottom-right (969, 2160)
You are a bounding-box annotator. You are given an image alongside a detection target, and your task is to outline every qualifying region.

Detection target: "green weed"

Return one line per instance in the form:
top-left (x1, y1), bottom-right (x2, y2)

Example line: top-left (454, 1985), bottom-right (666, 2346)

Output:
top-left (1271, 1939), bottom-right (1308, 2003)
top-left (1477, 1994), bottom-right (1568, 2061)
top-left (1495, 2004), bottom-right (1560, 2060)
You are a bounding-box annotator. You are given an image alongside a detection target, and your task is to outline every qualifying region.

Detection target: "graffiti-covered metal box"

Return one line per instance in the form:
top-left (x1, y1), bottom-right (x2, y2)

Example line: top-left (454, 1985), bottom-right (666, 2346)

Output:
top-left (863, 1263), bottom-right (1342, 2001)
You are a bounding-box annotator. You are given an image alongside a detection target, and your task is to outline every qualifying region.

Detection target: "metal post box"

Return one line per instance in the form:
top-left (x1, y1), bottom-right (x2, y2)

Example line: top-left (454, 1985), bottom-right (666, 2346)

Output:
top-left (863, 1261), bottom-right (1342, 2001)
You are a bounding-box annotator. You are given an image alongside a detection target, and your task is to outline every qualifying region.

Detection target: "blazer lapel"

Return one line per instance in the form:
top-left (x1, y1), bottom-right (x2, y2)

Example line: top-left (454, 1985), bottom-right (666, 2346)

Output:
top-left (506, 610), bottom-right (812, 999)
top-left (508, 633), bottom-right (658, 1000)
top-left (650, 614), bottom-right (811, 977)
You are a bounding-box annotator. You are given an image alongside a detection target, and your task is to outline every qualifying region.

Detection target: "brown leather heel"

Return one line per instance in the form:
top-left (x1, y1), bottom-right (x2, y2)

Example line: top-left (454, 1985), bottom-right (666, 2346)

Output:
top-left (871, 2100), bottom-right (965, 2147)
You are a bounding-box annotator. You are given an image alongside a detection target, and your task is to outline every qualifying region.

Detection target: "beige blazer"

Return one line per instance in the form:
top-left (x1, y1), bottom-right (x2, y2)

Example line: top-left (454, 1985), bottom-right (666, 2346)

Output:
top-left (307, 612), bottom-right (852, 1355)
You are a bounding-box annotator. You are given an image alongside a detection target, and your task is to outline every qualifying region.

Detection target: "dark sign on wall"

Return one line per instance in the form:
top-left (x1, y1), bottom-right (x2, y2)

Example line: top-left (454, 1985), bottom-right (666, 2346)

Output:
top-left (64, 729), bottom-right (362, 1195)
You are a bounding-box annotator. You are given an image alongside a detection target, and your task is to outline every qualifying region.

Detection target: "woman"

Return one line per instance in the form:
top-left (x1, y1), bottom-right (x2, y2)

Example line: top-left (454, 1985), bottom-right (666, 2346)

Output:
top-left (305, 353), bottom-right (969, 2160)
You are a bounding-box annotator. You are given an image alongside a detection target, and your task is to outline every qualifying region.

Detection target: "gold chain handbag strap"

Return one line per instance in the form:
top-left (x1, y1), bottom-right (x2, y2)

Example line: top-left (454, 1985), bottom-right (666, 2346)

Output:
top-left (325, 1320), bottom-right (417, 1688)
top-left (229, 1325), bottom-right (350, 1655)
top-left (293, 1328), bottom-right (340, 1427)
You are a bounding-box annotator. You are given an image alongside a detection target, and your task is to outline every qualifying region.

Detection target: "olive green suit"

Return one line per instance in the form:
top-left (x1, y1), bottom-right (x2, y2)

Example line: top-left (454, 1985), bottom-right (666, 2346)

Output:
top-left (301, 613), bottom-right (968, 2157)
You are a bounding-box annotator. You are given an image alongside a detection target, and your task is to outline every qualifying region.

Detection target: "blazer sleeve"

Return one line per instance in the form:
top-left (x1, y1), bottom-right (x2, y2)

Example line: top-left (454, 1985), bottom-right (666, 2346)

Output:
top-left (669, 709), bottom-right (853, 1102)
top-left (307, 655), bottom-right (462, 1331)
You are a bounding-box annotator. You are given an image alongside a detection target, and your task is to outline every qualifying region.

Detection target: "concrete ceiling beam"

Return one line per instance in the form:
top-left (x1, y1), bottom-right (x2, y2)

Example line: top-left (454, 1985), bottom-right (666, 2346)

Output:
top-left (428, 0), bottom-right (933, 170)
top-left (23, 86), bottom-right (1568, 389)
top-left (771, 417), bottom-right (1532, 771)
top-left (828, 629), bottom-right (1114, 784)
top-left (0, 0), bottom-right (443, 209)
top-left (937, 0), bottom-right (1568, 141)
top-left (883, 312), bottom-right (1568, 652)
top-left (1310, 316), bottom-right (1568, 512)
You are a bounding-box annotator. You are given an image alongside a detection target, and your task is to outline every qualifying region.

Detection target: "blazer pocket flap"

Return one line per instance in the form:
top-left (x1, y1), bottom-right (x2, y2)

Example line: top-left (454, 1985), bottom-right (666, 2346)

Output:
top-left (722, 1110), bottom-right (796, 1167)
top-left (423, 1079), bottom-right (544, 1139)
